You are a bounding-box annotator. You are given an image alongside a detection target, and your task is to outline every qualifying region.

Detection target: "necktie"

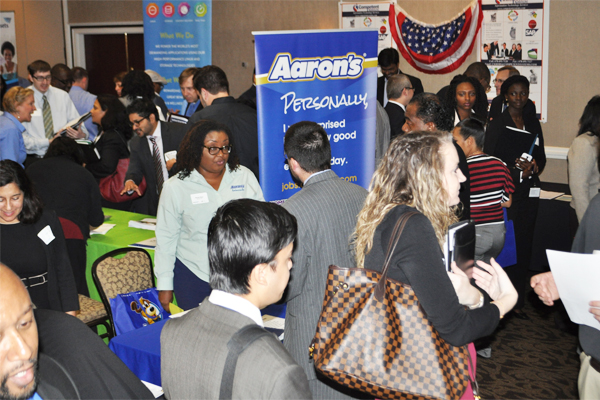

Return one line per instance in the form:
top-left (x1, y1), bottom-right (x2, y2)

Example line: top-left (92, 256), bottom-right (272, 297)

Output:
top-left (42, 95), bottom-right (54, 138)
top-left (149, 137), bottom-right (164, 195)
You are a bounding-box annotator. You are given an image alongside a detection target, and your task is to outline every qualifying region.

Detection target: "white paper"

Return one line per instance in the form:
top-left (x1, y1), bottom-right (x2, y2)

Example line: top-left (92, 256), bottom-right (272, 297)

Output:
top-left (141, 380), bottom-right (163, 398)
top-left (262, 315), bottom-right (285, 330)
top-left (546, 250), bottom-right (600, 330)
top-left (540, 190), bottom-right (564, 200)
top-left (37, 225), bottom-right (55, 244)
top-left (90, 223), bottom-right (116, 235)
top-left (129, 237), bottom-right (157, 250)
top-left (128, 219), bottom-right (157, 231)
top-left (164, 150), bottom-right (177, 161)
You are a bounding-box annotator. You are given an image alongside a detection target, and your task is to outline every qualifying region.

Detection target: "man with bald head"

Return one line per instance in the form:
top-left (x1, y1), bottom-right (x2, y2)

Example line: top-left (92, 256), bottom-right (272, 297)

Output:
top-left (0, 264), bottom-right (153, 399)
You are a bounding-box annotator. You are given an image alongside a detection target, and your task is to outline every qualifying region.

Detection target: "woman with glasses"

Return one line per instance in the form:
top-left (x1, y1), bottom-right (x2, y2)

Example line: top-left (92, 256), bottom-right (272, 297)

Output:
top-left (154, 120), bottom-right (264, 310)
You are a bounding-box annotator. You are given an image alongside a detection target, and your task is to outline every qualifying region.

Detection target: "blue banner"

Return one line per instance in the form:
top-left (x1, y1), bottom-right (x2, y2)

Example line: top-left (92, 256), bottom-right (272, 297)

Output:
top-left (254, 30), bottom-right (378, 202)
top-left (143, 1), bottom-right (211, 111)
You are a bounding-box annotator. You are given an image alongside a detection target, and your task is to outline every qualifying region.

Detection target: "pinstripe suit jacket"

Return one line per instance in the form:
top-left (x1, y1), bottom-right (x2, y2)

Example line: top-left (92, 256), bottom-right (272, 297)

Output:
top-left (283, 170), bottom-right (367, 398)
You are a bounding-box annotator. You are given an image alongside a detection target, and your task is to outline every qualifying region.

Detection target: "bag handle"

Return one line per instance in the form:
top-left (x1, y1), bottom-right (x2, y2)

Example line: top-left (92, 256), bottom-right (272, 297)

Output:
top-left (374, 210), bottom-right (419, 301)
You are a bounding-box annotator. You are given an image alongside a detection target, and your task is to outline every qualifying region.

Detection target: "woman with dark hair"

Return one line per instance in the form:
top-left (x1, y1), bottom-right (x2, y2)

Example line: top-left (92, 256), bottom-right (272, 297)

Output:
top-left (86, 94), bottom-right (134, 210)
top-left (26, 138), bottom-right (104, 295)
top-left (120, 70), bottom-right (167, 121)
top-left (444, 75), bottom-right (488, 126)
top-left (154, 120), bottom-right (264, 310)
top-left (568, 95), bottom-right (600, 221)
top-left (484, 75), bottom-right (546, 318)
top-left (1, 41), bottom-right (17, 80)
top-left (353, 132), bottom-right (517, 398)
top-left (0, 160), bottom-right (79, 313)
top-left (114, 71), bottom-right (127, 97)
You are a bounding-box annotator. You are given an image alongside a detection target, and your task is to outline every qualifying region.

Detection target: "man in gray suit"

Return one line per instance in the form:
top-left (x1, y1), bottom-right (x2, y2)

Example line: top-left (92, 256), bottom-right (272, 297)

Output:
top-left (161, 199), bottom-right (312, 399)
top-left (282, 121), bottom-right (368, 399)
top-left (121, 99), bottom-right (187, 216)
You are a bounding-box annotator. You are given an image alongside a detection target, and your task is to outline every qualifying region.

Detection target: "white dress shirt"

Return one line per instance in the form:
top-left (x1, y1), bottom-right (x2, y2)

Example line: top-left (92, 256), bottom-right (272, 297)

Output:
top-left (208, 290), bottom-right (264, 327)
top-left (146, 122), bottom-right (168, 183)
top-left (22, 85), bottom-right (88, 156)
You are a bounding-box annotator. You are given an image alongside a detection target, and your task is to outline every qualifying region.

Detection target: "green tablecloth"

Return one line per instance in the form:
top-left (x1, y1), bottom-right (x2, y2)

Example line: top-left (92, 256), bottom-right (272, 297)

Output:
top-left (86, 208), bottom-right (156, 302)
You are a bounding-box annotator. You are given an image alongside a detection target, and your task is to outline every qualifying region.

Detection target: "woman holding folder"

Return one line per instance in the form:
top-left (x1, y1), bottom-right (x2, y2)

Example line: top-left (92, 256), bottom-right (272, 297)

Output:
top-left (485, 75), bottom-right (546, 319)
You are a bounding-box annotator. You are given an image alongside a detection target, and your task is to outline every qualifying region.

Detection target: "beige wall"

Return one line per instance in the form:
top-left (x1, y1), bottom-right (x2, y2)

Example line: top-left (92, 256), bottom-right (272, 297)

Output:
top-left (0, 0), bottom-right (66, 78)
top-left (7, 0), bottom-right (599, 185)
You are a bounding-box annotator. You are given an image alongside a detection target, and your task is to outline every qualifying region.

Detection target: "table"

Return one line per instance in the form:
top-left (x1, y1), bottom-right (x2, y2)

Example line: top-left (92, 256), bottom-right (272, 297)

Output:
top-left (86, 208), bottom-right (156, 302)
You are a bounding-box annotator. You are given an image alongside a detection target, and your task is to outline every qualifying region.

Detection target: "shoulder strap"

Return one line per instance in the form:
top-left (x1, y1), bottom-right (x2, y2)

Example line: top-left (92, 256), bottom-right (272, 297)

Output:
top-left (219, 324), bottom-right (272, 400)
top-left (374, 210), bottom-right (419, 301)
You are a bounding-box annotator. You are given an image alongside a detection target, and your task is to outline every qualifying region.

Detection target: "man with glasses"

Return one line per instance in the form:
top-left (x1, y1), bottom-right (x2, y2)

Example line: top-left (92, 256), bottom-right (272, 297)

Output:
top-left (385, 74), bottom-right (414, 140)
top-left (188, 65), bottom-right (259, 179)
top-left (21, 60), bottom-right (87, 165)
top-left (122, 99), bottom-right (187, 215)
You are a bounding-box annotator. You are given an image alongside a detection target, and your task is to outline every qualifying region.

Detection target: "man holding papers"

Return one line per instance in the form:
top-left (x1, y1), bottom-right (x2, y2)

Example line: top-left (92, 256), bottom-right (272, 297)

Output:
top-left (531, 193), bottom-right (600, 399)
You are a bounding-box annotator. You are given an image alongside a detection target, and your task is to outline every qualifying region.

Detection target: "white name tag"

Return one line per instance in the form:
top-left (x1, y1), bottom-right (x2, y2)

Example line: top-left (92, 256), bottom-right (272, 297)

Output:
top-left (191, 193), bottom-right (209, 204)
top-left (529, 187), bottom-right (541, 198)
top-left (37, 225), bottom-right (55, 245)
top-left (535, 137), bottom-right (540, 146)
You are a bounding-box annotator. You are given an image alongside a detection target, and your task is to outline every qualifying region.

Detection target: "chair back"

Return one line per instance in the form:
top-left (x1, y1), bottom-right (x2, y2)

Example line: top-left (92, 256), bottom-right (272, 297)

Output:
top-left (92, 248), bottom-right (154, 336)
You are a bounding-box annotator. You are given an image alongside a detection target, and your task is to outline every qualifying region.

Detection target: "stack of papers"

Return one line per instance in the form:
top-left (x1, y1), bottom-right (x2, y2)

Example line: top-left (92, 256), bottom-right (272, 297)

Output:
top-left (129, 237), bottom-right (157, 250)
top-left (90, 223), bottom-right (115, 235)
top-left (128, 218), bottom-right (157, 231)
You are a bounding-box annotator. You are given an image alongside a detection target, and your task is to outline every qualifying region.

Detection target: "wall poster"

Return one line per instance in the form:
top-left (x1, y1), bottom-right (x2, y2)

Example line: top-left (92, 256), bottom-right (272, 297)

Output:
top-left (479, 0), bottom-right (549, 121)
top-left (339, 2), bottom-right (395, 56)
top-left (0, 11), bottom-right (18, 85)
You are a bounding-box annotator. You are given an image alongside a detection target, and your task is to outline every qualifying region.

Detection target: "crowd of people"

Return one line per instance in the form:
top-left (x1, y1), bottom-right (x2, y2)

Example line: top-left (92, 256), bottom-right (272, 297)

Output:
top-left (0, 47), bottom-right (599, 400)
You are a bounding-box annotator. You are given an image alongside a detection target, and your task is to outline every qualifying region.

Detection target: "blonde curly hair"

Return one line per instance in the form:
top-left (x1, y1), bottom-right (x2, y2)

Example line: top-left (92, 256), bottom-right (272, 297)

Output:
top-left (353, 131), bottom-right (459, 268)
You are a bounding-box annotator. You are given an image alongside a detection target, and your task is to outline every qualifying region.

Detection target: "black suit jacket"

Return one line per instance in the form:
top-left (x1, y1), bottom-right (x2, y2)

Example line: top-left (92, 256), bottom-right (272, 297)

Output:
top-left (125, 121), bottom-right (188, 216)
top-left (487, 95), bottom-right (537, 124)
top-left (377, 71), bottom-right (424, 105)
top-left (188, 96), bottom-right (259, 179)
top-left (384, 101), bottom-right (406, 140)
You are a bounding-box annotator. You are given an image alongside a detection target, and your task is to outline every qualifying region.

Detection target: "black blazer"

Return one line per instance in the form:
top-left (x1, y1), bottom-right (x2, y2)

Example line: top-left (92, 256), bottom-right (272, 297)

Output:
top-left (125, 121), bottom-right (188, 216)
top-left (377, 71), bottom-right (424, 105)
top-left (384, 101), bottom-right (406, 140)
top-left (86, 129), bottom-right (130, 180)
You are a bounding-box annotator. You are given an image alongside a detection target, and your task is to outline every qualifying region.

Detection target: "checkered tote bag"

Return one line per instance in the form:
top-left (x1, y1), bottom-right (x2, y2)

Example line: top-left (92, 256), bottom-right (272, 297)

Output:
top-left (309, 212), bottom-right (476, 400)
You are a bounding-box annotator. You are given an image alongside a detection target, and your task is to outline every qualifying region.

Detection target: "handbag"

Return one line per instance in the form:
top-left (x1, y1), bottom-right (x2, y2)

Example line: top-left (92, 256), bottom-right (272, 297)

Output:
top-left (309, 212), bottom-right (478, 400)
top-left (109, 287), bottom-right (170, 336)
top-left (99, 158), bottom-right (147, 203)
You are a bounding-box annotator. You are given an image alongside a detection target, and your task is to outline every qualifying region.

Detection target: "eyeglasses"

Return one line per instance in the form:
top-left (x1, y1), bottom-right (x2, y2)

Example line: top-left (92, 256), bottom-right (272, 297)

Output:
top-left (32, 75), bottom-right (52, 82)
top-left (129, 117), bottom-right (148, 127)
top-left (204, 145), bottom-right (233, 155)
top-left (493, 78), bottom-right (505, 84)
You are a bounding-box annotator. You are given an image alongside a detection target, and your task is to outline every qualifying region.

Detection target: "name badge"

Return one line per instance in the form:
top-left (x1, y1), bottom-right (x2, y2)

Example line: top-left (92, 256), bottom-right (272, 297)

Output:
top-left (529, 187), bottom-right (541, 198)
top-left (191, 193), bottom-right (209, 204)
top-left (37, 225), bottom-right (55, 245)
top-left (535, 137), bottom-right (540, 146)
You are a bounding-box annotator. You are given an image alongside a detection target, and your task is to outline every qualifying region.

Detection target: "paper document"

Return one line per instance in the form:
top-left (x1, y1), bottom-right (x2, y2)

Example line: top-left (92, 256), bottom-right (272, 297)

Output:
top-left (90, 223), bottom-right (115, 235)
top-left (262, 315), bottom-right (285, 330)
top-left (128, 218), bottom-right (157, 231)
top-left (546, 250), bottom-right (600, 330)
top-left (129, 237), bottom-right (157, 250)
top-left (540, 190), bottom-right (564, 200)
top-left (141, 381), bottom-right (163, 398)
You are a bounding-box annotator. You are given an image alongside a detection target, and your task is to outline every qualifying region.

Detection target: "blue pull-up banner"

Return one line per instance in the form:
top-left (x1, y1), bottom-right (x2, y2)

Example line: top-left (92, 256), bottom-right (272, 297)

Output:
top-left (253, 29), bottom-right (378, 202)
top-left (143, 1), bottom-right (211, 111)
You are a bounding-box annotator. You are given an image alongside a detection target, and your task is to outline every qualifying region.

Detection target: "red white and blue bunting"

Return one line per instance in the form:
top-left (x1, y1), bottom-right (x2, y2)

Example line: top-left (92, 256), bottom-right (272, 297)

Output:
top-left (389, 0), bottom-right (483, 74)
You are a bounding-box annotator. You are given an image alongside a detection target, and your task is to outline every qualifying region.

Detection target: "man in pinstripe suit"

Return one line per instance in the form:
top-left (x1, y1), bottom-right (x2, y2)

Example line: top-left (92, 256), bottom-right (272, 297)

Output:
top-left (282, 121), bottom-right (368, 399)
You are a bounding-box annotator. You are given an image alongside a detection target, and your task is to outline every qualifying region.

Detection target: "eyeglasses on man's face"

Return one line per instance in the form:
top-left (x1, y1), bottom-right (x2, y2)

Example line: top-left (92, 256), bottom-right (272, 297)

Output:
top-left (32, 74), bottom-right (52, 82)
top-left (129, 117), bottom-right (148, 127)
top-left (204, 145), bottom-right (233, 155)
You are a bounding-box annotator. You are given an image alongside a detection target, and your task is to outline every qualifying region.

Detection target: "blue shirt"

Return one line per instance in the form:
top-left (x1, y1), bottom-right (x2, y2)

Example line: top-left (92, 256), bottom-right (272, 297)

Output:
top-left (183, 100), bottom-right (201, 117)
top-left (69, 86), bottom-right (98, 140)
top-left (0, 112), bottom-right (27, 167)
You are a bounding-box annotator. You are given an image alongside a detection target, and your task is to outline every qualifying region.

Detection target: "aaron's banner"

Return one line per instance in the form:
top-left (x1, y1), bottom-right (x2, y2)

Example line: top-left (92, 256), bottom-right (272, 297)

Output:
top-left (143, 1), bottom-right (212, 111)
top-left (253, 29), bottom-right (378, 203)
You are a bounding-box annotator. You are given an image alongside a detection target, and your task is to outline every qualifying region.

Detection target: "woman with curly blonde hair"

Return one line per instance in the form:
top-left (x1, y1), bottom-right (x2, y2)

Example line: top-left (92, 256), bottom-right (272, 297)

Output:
top-left (354, 131), bottom-right (517, 351)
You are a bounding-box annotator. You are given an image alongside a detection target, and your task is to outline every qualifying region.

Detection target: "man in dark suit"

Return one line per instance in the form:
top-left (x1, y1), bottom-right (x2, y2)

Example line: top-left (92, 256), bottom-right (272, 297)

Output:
top-left (385, 74), bottom-right (414, 140)
top-left (189, 65), bottom-right (259, 179)
top-left (121, 99), bottom-right (187, 216)
top-left (376, 47), bottom-right (424, 107)
top-left (0, 263), bottom-right (153, 400)
top-left (237, 68), bottom-right (257, 110)
top-left (282, 122), bottom-right (367, 399)
top-left (161, 199), bottom-right (312, 399)
top-left (514, 44), bottom-right (523, 60)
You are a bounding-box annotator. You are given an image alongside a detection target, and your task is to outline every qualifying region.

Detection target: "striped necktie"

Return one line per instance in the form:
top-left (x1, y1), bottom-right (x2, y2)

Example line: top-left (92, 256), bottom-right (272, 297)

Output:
top-left (149, 137), bottom-right (164, 195)
top-left (42, 95), bottom-right (54, 138)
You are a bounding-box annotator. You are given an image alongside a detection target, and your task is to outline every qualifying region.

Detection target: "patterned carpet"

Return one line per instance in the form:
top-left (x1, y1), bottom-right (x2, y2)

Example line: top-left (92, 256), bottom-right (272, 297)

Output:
top-left (476, 289), bottom-right (580, 400)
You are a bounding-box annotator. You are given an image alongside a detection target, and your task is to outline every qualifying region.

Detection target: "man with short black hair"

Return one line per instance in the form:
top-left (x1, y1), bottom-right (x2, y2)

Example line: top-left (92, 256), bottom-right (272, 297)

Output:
top-left (121, 99), bottom-right (187, 215)
top-left (282, 121), bottom-right (367, 399)
top-left (188, 65), bottom-right (259, 179)
top-left (403, 93), bottom-right (471, 220)
top-left (69, 66), bottom-right (98, 140)
top-left (22, 60), bottom-right (87, 163)
top-left (376, 47), bottom-right (424, 107)
top-left (50, 63), bottom-right (73, 93)
top-left (0, 263), bottom-right (153, 399)
top-left (385, 74), bottom-right (414, 139)
top-left (161, 199), bottom-right (312, 399)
